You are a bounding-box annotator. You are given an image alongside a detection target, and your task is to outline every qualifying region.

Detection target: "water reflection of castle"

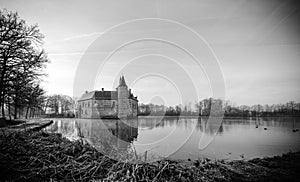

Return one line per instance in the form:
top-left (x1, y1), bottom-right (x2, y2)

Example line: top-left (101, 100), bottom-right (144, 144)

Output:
top-left (46, 119), bottom-right (138, 153)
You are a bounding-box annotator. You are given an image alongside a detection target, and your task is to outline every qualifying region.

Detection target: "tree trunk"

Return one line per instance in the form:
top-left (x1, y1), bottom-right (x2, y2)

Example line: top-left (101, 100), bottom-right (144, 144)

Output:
top-left (8, 101), bottom-right (11, 120)
top-left (29, 108), bottom-right (32, 118)
top-left (1, 102), bottom-right (4, 118)
top-left (25, 106), bottom-right (29, 119)
top-left (14, 102), bottom-right (18, 119)
top-left (44, 99), bottom-right (49, 112)
top-left (18, 107), bottom-right (20, 119)
top-left (0, 98), bottom-right (2, 117)
top-left (0, 57), bottom-right (8, 118)
top-left (32, 108), bottom-right (35, 118)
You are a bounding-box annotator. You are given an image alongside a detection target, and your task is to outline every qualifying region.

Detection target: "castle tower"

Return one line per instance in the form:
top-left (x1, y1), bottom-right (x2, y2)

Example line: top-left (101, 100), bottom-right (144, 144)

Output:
top-left (117, 76), bottom-right (130, 118)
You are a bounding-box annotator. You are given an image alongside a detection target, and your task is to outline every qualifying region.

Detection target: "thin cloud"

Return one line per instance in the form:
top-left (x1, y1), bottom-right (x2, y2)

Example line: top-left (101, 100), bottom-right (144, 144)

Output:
top-left (48, 51), bottom-right (85, 56)
top-left (63, 32), bottom-right (104, 41)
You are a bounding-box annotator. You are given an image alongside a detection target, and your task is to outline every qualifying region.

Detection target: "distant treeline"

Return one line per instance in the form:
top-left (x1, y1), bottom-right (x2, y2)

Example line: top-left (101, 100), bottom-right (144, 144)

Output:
top-left (138, 98), bottom-right (300, 117)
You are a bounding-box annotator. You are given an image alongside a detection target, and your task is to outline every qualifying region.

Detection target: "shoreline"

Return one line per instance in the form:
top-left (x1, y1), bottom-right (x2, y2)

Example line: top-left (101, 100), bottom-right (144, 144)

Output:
top-left (0, 130), bottom-right (299, 181)
top-left (143, 115), bottom-right (300, 119)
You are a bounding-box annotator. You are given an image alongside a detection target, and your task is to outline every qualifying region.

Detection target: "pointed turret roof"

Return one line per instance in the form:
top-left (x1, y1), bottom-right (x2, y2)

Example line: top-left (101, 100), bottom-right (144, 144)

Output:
top-left (118, 75), bottom-right (127, 87)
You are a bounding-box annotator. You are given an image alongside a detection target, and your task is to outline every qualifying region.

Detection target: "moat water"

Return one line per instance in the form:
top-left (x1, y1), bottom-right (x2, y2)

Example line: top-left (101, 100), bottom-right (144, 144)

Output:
top-left (45, 116), bottom-right (300, 161)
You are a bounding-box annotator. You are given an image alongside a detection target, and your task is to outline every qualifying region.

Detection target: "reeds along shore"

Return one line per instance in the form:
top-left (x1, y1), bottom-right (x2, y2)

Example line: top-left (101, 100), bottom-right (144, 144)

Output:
top-left (0, 130), bottom-right (299, 182)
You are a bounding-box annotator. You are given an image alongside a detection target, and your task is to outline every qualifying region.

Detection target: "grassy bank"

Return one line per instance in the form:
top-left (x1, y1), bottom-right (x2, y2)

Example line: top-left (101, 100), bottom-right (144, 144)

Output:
top-left (0, 131), bottom-right (299, 182)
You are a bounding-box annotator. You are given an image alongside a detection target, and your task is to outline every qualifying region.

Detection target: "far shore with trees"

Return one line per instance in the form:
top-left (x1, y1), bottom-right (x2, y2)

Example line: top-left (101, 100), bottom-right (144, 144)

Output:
top-left (138, 99), bottom-right (300, 117)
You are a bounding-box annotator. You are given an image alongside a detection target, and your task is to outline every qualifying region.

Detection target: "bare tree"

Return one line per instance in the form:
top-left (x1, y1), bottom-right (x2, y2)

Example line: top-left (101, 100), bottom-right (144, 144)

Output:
top-left (0, 9), bottom-right (48, 119)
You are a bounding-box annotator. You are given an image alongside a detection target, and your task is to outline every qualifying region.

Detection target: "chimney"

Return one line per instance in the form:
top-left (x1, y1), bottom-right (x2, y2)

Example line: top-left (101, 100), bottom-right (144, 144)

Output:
top-left (102, 88), bottom-right (104, 91)
top-left (85, 91), bottom-right (88, 94)
top-left (129, 89), bottom-right (131, 93)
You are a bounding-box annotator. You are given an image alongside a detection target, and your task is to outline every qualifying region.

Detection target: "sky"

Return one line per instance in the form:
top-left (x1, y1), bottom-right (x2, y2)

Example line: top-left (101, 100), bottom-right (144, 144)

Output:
top-left (1, 0), bottom-right (300, 106)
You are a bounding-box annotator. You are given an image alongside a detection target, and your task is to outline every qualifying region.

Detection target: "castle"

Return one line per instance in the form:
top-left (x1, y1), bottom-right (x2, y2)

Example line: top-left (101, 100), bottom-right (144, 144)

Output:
top-left (78, 76), bottom-right (138, 118)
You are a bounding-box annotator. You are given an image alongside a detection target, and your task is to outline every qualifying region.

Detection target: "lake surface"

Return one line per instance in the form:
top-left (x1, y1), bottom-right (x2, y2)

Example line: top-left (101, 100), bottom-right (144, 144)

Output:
top-left (45, 117), bottom-right (300, 161)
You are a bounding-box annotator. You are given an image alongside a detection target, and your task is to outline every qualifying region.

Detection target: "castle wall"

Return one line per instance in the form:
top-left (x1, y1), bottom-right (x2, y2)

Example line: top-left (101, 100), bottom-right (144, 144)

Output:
top-left (129, 99), bottom-right (138, 117)
top-left (78, 97), bottom-right (138, 118)
top-left (117, 99), bottom-right (130, 118)
top-left (78, 99), bottom-right (93, 118)
top-left (78, 99), bottom-right (118, 118)
top-left (92, 99), bottom-right (117, 118)
top-left (117, 86), bottom-right (130, 118)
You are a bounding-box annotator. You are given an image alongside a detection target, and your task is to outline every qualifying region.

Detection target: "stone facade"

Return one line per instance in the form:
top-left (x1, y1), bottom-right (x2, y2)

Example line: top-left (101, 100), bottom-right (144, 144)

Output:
top-left (78, 76), bottom-right (138, 118)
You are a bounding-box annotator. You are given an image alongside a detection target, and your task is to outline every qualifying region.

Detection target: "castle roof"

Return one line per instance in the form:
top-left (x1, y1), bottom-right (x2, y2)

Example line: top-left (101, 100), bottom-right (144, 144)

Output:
top-left (118, 76), bottom-right (127, 87)
top-left (78, 91), bottom-right (95, 101)
top-left (78, 91), bottom-right (117, 101)
top-left (95, 91), bottom-right (117, 100)
top-left (78, 76), bottom-right (138, 102)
